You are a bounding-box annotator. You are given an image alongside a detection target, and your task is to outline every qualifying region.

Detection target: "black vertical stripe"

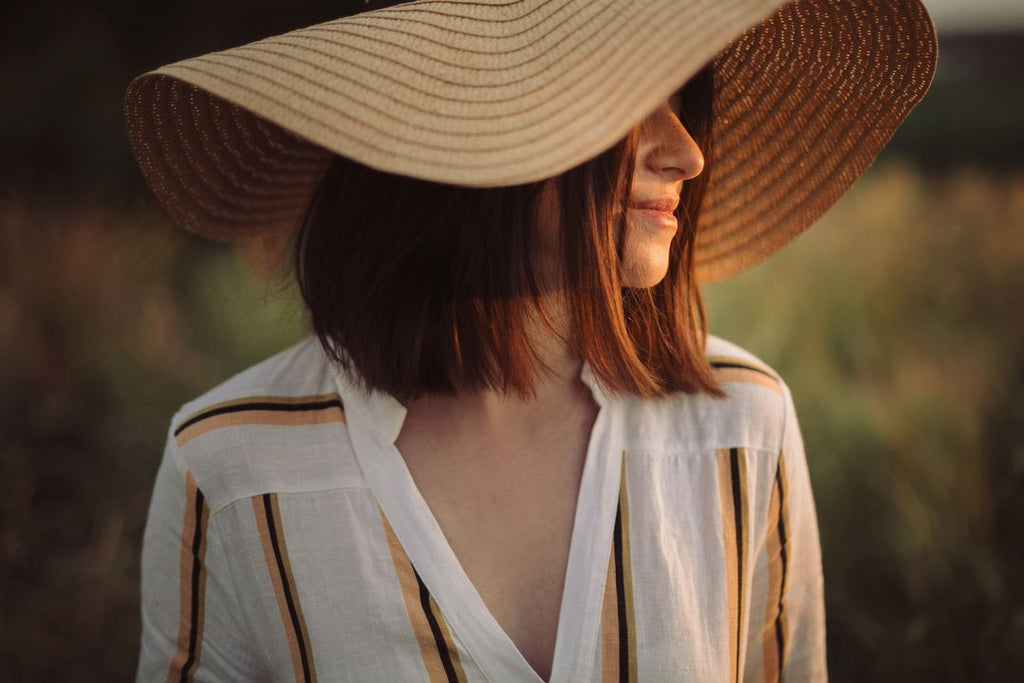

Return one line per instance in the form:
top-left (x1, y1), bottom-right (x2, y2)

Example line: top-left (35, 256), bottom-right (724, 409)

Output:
top-left (613, 504), bottom-right (630, 683)
top-left (729, 447), bottom-right (744, 683)
top-left (262, 494), bottom-right (313, 683)
top-left (774, 458), bottom-right (789, 678)
top-left (180, 488), bottom-right (206, 681)
top-left (413, 567), bottom-right (460, 683)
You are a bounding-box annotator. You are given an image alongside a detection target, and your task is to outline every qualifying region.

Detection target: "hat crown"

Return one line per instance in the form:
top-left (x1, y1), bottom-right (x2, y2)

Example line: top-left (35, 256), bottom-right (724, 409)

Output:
top-left (124, 0), bottom-right (936, 281)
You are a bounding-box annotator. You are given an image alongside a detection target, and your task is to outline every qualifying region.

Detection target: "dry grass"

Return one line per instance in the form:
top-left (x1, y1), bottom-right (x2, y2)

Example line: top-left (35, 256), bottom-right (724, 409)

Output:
top-left (0, 202), bottom-right (303, 680)
top-left (706, 162), bottom-right (1024, 681)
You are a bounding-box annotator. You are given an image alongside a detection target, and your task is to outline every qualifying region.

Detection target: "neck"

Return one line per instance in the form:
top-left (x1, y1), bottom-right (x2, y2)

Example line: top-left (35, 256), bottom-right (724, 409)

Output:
top-left (401, 294), bottom-right (594, 433)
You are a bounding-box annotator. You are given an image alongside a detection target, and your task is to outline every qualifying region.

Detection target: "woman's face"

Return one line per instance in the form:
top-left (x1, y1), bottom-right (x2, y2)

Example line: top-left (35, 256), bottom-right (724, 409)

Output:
top-left (622, 92), bottom-right (705, 287)
top-left (534, 93), bottom-right (705, 289)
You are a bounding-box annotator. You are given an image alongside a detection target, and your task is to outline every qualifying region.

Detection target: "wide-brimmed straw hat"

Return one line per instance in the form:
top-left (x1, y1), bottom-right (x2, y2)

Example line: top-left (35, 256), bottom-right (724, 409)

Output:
top-left (125, 0), bottom-right (936, 283)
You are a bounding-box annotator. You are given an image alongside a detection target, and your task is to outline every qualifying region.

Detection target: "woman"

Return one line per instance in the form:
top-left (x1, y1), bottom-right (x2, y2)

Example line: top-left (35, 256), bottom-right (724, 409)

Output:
top-left (127, 0), bottom-right (936, 681)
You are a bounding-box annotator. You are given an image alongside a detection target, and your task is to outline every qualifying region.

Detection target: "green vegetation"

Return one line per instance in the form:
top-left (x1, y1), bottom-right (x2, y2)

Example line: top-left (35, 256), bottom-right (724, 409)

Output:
top-left (706, 163), bottom-right (1024, 680)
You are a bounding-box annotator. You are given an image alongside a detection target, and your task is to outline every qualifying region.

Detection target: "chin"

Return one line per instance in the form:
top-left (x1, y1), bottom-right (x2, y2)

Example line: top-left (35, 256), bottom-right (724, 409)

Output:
top-left (621, 218), bottom-right (674, 288)
top-left (621, 258), bottom-right (671, 289)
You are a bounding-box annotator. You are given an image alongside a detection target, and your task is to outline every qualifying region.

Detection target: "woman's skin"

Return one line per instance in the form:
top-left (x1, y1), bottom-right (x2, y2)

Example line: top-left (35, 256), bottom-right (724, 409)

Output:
top-left (394, 94), bottom-right (704, 681)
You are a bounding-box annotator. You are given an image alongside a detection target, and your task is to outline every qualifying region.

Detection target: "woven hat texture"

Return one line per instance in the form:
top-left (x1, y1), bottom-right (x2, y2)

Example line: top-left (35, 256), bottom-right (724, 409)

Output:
top-left (125, 0), bottom-right (937, 283)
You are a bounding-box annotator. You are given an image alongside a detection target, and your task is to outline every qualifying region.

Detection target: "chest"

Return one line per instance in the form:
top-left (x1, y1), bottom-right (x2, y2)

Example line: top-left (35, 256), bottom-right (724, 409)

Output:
top-left (396, 426), bottom-right (592, 681)
top-left (220, 444), bottom-right (773, 682)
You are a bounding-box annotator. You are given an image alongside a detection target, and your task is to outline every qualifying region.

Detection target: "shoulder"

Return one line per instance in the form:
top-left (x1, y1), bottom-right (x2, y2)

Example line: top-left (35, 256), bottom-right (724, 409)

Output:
top-left (704, 334), bottom-right (784, 394)
top-left (171, 337), bottom-right (341, 444)
top-left (165, 337), bottom-right (359, 511)
top-left (623, 335), bottom-right (792, 454)
top-left (700, 334), bottom-right (793, 453)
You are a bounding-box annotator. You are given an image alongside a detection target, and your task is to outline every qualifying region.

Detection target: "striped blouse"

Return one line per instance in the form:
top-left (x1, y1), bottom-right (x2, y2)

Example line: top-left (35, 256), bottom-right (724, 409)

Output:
top-left (136, 335), bottom-right (827, 682)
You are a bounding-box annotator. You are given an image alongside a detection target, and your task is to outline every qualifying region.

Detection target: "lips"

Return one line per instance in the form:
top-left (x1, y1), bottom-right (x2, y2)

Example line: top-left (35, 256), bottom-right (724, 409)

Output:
top-left (630, 206), bottom-right (678, 231)
top-left (631, 197), bottom-right (679, 213)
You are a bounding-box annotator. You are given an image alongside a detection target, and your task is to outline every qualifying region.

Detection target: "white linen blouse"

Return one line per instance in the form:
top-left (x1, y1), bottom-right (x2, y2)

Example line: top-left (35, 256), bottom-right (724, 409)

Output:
top-left (136, 335), bottom-right (826, 682)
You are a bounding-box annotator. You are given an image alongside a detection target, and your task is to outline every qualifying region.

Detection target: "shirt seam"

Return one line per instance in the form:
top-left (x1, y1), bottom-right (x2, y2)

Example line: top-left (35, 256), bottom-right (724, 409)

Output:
top-left (777, 379), bottom-right (792, 458)
top-left (205, 504), bottom-right (272, 677)
top-left (205, 483), bottom-right (370, 515)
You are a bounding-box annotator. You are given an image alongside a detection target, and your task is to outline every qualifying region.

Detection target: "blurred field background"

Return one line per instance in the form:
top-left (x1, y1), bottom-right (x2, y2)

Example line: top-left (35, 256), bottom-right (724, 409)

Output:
top-left (1, 0), bottom-right (1022, 680)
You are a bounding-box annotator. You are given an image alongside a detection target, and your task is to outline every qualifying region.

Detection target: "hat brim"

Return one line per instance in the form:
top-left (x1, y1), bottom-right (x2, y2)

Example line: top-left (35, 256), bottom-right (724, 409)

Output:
top-left (125, 0), bottom-right (936, 282)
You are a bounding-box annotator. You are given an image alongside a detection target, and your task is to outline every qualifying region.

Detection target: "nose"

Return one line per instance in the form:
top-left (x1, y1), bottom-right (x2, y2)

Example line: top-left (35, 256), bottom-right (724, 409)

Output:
top-left (638, 103), bottom-right (705, 182)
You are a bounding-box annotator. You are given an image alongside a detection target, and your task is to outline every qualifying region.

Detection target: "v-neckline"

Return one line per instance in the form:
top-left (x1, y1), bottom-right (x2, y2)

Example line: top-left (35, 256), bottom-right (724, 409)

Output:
top-left (336, 364), bottom-right (625, 683)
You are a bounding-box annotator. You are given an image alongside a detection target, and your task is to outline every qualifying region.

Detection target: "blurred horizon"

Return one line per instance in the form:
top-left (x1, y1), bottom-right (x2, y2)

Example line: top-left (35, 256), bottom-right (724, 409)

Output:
top-left (923, 0), bottom-right (1024, 32)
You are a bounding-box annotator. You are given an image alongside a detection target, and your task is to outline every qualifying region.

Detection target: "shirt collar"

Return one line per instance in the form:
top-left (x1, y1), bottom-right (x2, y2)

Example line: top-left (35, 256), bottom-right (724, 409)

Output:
top-left (335, 357), bottom-right (616, 447)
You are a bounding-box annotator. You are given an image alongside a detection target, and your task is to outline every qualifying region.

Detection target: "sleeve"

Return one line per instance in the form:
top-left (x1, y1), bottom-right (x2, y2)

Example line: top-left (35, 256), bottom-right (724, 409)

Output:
top-left (136, 430), bottom-right (265, 682)
top-left (755, 383), bottom-right (828, 682)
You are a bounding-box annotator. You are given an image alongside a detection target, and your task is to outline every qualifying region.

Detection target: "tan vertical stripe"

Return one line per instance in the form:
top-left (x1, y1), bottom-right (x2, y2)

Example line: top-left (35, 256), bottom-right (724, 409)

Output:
top-left (716, 450), bottom-right (739, 683)
top-left (600, 518), bottom-right (621, 682)
top-left (765, 451), bottom-right (792, 681)
top-left (168, 471), bottom-right (209, 683)
top-left (380, 510), bottom-right (467, 683)
top-left (717, 448), bottom-right (750, 683)
top-left (252, 495), bottom-right (318, 683)
top-left (617, 455), bottom-right (639, 683)
top-left (735, 449), bottom-right (750, 680)
top-left (269, 494), bottom-right (318, 683)
top-left (425, 592), bottom-right (468, 683)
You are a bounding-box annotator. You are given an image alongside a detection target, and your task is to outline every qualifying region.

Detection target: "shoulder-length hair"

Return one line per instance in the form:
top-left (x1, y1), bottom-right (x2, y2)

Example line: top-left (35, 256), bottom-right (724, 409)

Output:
top-left (295, 64), bottom-right (721, 400)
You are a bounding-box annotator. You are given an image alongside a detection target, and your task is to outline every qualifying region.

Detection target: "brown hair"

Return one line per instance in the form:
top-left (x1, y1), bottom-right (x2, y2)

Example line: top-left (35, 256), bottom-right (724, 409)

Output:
top-left (295, 64), bottom-right (721, 400)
